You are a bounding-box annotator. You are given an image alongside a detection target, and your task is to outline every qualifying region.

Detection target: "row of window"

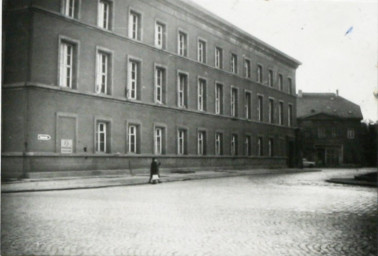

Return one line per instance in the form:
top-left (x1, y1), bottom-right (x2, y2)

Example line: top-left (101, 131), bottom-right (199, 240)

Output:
top-left (317, 128), bottom-right (355, 139)
top-left (61, 0), bottom-right (295, 94)
top-left (95, 121), bottom-right (277, 157)
top-left (59, 39), bottom-right (294, 126)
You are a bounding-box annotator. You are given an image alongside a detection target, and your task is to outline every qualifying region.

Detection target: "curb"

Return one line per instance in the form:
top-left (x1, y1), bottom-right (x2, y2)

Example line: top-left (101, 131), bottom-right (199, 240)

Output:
top-left (2, 169), bottom-right (321, 193)
top-left (326, 178), bottom-right (377, 188)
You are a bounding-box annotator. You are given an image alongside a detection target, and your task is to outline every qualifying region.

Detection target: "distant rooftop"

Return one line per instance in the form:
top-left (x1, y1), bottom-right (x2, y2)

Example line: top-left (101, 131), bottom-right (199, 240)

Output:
top-left (297, 91), bottom-right (363, 120)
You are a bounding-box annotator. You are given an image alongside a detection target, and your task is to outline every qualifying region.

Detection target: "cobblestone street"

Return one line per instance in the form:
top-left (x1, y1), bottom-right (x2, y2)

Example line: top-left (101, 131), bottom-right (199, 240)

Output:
top-left (2, 169), bottom-right (377, 256)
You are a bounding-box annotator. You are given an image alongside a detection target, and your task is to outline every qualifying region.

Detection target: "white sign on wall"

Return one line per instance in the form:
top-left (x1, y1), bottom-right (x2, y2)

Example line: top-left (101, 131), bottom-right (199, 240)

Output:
top-left (38, 134), bottom-right (51, 141)
top-left (61, 139), bottom-right (73, 154)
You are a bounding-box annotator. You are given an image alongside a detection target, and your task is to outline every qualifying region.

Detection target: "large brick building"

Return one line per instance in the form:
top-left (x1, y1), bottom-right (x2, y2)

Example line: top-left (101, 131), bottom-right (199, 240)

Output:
top-left (2, 0), bottom-right (300, 178)
top-left (297, 91), bottom-right (364, 167)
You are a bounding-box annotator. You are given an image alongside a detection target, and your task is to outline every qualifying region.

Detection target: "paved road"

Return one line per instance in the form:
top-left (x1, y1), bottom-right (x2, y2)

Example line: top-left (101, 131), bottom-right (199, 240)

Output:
top-left (2, 169), bottom-right (377, 256)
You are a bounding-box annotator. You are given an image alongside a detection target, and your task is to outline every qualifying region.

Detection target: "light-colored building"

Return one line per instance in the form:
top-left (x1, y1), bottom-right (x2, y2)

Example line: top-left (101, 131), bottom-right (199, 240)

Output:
top-left (2, 0), bottom-right (300, 178)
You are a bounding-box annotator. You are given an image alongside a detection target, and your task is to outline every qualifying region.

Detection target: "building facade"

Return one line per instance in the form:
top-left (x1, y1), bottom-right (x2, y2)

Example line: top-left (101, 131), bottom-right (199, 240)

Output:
top-left (297, 91), bottom-right (364, 167)
top-left (2, 0), bottom-right (300, 178)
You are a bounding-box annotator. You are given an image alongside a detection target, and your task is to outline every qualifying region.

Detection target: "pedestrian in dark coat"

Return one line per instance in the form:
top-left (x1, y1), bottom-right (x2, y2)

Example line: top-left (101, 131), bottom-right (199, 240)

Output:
top-left (149, 158), bottom-right (161, 184)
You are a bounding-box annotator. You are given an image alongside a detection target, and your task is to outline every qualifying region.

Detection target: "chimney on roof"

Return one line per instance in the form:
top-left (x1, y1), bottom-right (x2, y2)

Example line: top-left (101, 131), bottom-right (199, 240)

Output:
top-left (298, 90), bottom-right (303, 97)
top-left (336, 89), bottom-right (339, 97)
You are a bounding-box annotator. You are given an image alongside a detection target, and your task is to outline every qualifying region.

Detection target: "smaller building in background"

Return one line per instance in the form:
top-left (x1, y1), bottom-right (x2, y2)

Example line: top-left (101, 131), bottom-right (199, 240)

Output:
top-left (297, 90), bottom-right (363, 167)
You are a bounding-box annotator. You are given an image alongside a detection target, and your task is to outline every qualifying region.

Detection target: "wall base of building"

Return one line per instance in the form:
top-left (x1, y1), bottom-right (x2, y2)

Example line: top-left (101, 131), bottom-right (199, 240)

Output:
top-left (2, 153), bottom-right (287, 179)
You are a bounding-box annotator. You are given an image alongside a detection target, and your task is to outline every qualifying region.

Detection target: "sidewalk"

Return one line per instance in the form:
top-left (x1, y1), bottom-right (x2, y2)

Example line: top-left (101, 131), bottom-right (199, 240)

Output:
top-left (1, 168), bottom-right (319, 193)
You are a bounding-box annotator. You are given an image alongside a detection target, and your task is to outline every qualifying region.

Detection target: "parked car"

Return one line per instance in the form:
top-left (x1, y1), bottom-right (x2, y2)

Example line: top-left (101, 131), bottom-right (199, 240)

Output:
top-left (302, 158), bottom-right (316, 168)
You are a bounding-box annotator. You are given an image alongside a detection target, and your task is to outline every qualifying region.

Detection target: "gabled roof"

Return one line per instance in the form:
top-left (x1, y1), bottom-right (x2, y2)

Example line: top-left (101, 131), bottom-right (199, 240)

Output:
top-left (297, 92), bottom-right (363, 120)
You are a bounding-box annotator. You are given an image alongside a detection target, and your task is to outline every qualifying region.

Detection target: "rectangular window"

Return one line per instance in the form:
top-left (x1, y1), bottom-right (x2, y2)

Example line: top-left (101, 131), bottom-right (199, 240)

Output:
top-left (96, 50), bottom-right (111, 95)
top-left (245, 91), bottom-right (252, 119)
top-left (244, 59), bottom-right (251, 78)
top-left (268, 138), bottom-right (273, 157)
top-left (347, 128), bottom-right (355, 139)
top-left (318, 128), bottom-right (326, 138)
top-left (59, 40), bottom-right (77, 89)
top-left (268, 70), bottom-right (273, 87)
top-left (231, 134), bottom-right (238, 156)
top-left (178, 31), bottom-right (187, 57)
top-left (177, 73), bottom-right (188, 108)
top-left (269, 99), bottom-right (274, 124)
top-left (279, 102), bottom-right (284, 125)
top-left (177, 129), bottom-right (187, 155)
top-left (98, 0), bottom-right (111, 30)
top-left (257, 65), bottom-right (262, 83)
top-left (215, 47), bottom-right (223, 69)
top-left (154, 127), bottom-right (165, 155)
top-left (231, 88), bottom-right (238, 117)
top-left (96, 121), bottom-right (109, 153)
top-left (198, 79), bottom-right (206, 111)
top-left (128, 60), bottom-right (140, 100)
top-left (245, 135), bottom-right (252, 156)
top-left (197, 131), bottom-right (206, 155)
top-left (278, 74), bottom-right (283, 91)
top-left (288, 78), bottom-right (293, 94)
top-left (257, 95), bottom-right (263, 122)
top-left (215, 133), bottom-right (223, 156)
top-left (257, 137), bottom-right (263, 156)
top-left (215, 83), bottom-right (223, 115)
top-left (198, 40), bottom-right (206, 63)
top-left (288, 104), bottom-right (293, 127)
top-left (231, 54), bottom-right (237, 74)
top-left (128, 124), bottom-right (138, 154)
top-left (155, 22), bottom-right (165, 49)
top-left (62, 0), bottom-right (78, 18)
top-left (155, 67), bottom-right (165, 104)
top-left (129, 11), bottom-right (141, 40)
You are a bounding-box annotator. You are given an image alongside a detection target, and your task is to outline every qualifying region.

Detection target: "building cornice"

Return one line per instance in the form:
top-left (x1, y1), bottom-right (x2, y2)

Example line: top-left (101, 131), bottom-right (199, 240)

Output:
top-left (157, 0), bottom-right (301, 68)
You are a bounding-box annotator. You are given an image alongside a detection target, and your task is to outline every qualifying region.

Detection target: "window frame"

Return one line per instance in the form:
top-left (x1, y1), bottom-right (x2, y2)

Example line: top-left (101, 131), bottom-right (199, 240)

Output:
top-left (278, 101), bottom-right (284, 125)
top-left (177, 29), bottom-right (188, 57)
top-left (155, 20), bottom-right (166, 49)
top-left (127, 56), bottom-right (142, 100)
top-left (215, 47), bottom-right (223, 69)
top-left (257, 136), bottom-right (263, 156)
top-left (197, 77), bottom-right (207, 111)
top-left (58, 36), bottom-right (80, 89)
top-left (244, 90), bottom-right (252, 119)
top-left (231, 86), bottom-right (238, 117)
top-left (231, 134), bottom-right (238, 156)
top-left (154, 64), bottom-right (166, 104)
top-left (177, 128), bottom-right (188, 155)
top-left (268, 69), bottom-right (273, 87)
top-left (95, 46), bottom-right (113, 95)
top-left (231, 53), bottom-right (238, 74)
top-left (177, 71), bottom-right (189, 108)
top-left (97, 0), bottom-right (112, 30)
top-left (128, 9), bottom-right (142, 41)
top-left (257, 94), bottom-right (264, 122)
top-left (278, 74), bottom-right (283, 91)
top-left (244, 58), bottom-right (251, 78)
top-left (257, 64), bottom-right (263, 83)
top-left (197, 129), bottom-right (207, 156)
top-left (197, 38), bottom-right (207, 64)
top-left (215, 82), bottom-right (223, 115)
top-left (94, 117), bottom-right (112, 154)
top-left (245, 135), bottom-right (252, 156)
top-left (268, 98), bottom-right (274, 124)
top-left (61, 0), bottom-right (81, 19)
top-left (215, 132), bottom-right (224, 156)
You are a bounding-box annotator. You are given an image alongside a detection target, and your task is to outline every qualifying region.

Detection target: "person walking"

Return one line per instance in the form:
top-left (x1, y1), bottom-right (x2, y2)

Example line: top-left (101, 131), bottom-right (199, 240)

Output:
top-left (149, 157), bottom-right (161, 184)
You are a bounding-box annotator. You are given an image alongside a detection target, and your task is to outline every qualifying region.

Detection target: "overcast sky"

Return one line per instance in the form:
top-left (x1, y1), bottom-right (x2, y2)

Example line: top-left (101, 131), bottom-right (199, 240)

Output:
top-left (191, 0), bottom-right (377, 122)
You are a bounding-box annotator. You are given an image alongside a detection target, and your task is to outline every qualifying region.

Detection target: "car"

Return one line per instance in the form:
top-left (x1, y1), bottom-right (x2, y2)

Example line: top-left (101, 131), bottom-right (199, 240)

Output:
top-left (302, 158), bottom-right (316, 168)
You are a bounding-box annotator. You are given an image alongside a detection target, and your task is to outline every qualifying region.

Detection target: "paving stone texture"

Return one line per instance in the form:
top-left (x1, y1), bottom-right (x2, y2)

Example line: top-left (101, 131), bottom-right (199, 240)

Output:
top-left (2, 169), bottom-right (377, 256)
